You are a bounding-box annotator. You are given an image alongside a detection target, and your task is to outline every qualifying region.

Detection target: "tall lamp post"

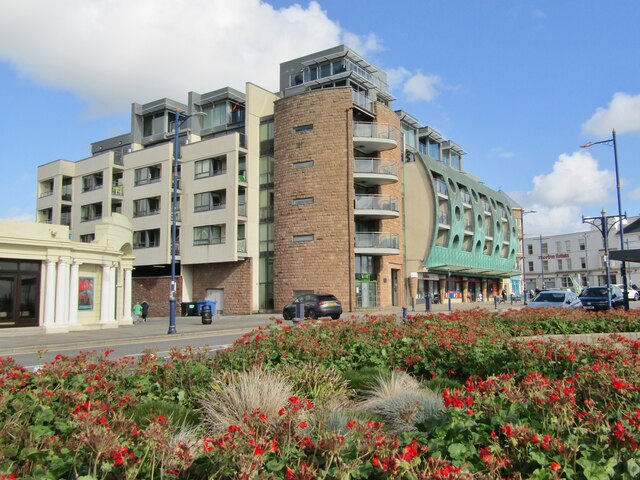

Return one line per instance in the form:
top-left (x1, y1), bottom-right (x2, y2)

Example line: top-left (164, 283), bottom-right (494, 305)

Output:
top-left (520, 210), bottom-right (536, 304)
top-left (539, 234), bottom-right (545, 290)
top-left (168, 109), bottom-right (206, 334)
top-left (582, 208), bottom-right (626, 310)
top-left (581, 130), bottom-right (629, 310)
top-left (447, 268), bottom-right (451, 312)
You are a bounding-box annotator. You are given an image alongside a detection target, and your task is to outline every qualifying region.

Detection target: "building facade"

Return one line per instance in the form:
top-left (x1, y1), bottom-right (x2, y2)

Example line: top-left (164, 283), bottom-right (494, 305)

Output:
top-left (522, 217), bottom-right (640, 292)
top-left (0, 215), bottom-right (134, 332)
top-left (36, 45), bottom-right (520, 317)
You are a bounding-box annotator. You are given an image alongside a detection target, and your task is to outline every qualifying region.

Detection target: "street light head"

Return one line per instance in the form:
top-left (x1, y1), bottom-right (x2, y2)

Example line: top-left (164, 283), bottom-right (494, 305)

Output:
top-left (580, 142), bottom-right (593, 149)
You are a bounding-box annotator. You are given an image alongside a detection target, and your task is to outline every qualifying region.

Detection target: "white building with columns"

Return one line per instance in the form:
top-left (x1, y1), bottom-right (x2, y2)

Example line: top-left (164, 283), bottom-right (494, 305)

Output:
top-left (0, 214), bottom-right (134, 333)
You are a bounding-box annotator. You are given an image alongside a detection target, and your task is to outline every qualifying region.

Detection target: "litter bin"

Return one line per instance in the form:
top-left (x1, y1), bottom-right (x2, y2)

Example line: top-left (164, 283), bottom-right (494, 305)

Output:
top-left (197, 300), bottom-right (216, 316)
top-left (201, 304), bottom-right (213, 324)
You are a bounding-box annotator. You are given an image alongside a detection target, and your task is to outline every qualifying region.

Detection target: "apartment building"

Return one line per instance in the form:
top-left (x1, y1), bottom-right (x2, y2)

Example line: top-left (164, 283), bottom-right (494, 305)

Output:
top-left (522, 217), bottom-right (640, 292)
top-left (36, 45), bottom-right (520, 317)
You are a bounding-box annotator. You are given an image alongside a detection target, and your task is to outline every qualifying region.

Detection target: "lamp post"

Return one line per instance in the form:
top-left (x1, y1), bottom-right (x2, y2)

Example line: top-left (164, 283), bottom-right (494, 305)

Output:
top-left (581, 130), bottom-right (629, 310)
top-left (520, 210), bottom-right (536, 304)
top-left (447, 268), bottom-right (451, 312)
top-left (582, 208), bottom-right (626, 309)
top-left (539, 234), bottom-right (545, 290)
top-left (168, 109), bottom-right (205, 334)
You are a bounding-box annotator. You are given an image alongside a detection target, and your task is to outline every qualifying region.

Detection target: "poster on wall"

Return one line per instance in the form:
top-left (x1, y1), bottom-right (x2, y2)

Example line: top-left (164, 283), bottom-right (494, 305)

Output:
top-left (78, 277), bottom-right (94, 310)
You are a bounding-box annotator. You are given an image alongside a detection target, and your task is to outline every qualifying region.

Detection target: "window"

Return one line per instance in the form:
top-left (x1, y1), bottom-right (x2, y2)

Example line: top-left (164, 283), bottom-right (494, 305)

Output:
top-left (293, 124), bottom-right (313, 133)
top-left (133, 229), bottom-right (160, 249)
top-left (527, 244), bottom-right (533, 255)
top-left (80, 202), bottom-right (102, 222)
top-left (543, 260), bottom-right (549, 271)
top-left (293, 234), bottom-right (314, 243)
top-left (581, 257), bottom-right (587, 269)
top-left (450, 152), bottom-right (461, 170)
top-left (293, 160), bottom-right (314, 169)
top-left (567, 258), bottom-right (572, 270)
top-left (194, 190), bottom-right (226, 212)
top-left (528, 261), bottom-right (534, 272)
top-left (134, 165), bottom-right (161, 185)
top-left (133, 197), bottom-right (161, 217)
top-left (561, 277), bottom-right (572, 288)
top-left (194, 225), bottom-right (224, 245)
top-left (293, 197), bottom-right (314, 206)
top-left (427, 138), bottom-right (440, 160)
top-left (557, 259), bottom-right (563, 270)
top-left (80, 234), bottom-right (95, 243)
top-left (565, 240), bottom-right (571, 252)
top-left (82, 173), bottom-right (103, 192)
top-left (195, 156), bottom-right (226, 179)
top-left (143, 111), bottom-right (167, 137)
top-left (579, 237), bottom-right (586, 250)
top-left (556, 241), bottom-right (562, 253)
top-left (541, 243), bottom-right (548, 254)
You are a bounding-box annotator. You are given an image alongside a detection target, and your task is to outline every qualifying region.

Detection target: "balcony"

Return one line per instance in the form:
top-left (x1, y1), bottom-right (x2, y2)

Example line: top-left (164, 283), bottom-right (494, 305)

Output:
top-left (354, 158), bottom-right (398, 186)
top-left (355, 232), bottom-right (400, 256)
top-left (112, 185), bottom-right (124, 197)
top-left (354, 195), bottom-right (399, 219)
top-left (353, 122), bottom-right (398, 154)
top-left (238, 203), bottom-right (247, 218)
top-left (237, 238), bottom-right (247, 254)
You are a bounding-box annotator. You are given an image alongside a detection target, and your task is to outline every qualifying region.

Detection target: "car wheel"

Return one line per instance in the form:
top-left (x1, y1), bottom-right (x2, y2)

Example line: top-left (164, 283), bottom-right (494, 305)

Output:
top-left (283, 310), bottom-right (293, 321)
top-left (331, 314), bottom-right (340, 320)
top-left (307, 309), bottom-right (317, 320)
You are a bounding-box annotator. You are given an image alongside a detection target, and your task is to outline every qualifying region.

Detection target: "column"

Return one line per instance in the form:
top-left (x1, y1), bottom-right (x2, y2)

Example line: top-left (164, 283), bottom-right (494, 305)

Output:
top-left (100, 264), bottom-right (111, 324)
top-left (123, 267), bottom-right (133, 323)
top-left (109, 265), bottom-right (117, 322)
top-left (68, 262), bottom-right (80, 326)
top-left (43, 259), bottom-right (57, 327)
top-left (55, 259), bottom-right (69, 326)
top-left (462, 279), bottom-right (469, 303)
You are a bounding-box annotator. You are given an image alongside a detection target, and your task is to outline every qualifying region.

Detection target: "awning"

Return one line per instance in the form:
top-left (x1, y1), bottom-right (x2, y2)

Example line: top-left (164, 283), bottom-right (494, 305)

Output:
top-left (609, 249), bottom-right (640, 263)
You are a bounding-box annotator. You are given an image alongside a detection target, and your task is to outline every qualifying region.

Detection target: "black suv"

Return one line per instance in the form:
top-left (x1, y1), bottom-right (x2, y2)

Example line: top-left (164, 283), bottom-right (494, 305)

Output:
top-left (579, 285), bottom-right (624, 311)
top-left (283, 294), bottom-right (342, 320)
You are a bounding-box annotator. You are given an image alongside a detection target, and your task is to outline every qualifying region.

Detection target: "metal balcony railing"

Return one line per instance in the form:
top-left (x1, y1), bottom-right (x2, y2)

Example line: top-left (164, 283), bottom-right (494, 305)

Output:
top-left (354, 195), bottom-right (398, 212)
top-left (435, 179), bottom-right (448, 196)
top-left (354, 158), bottom-right (398, 176)
top-left (237, 238), bottom-right (247, 253)
top-left (238, 203), bottom-right (247, 217)
top-left (355, 232), bottom-right (399, 249)
top-left (353, 122), bottom-right (398, 142)
top-left (438, 213), bottom-right (450, 225)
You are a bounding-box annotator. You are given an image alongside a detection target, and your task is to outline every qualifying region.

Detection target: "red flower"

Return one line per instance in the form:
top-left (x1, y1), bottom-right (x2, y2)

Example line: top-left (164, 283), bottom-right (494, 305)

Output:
top-left (299, 421), bottom-right (308, 429)
top-left (550, 462), bottom-right (561, 471)
top-left (346, 419), bottom-right (357, 429)
top-left (253, 445), bottom-right (264, 455)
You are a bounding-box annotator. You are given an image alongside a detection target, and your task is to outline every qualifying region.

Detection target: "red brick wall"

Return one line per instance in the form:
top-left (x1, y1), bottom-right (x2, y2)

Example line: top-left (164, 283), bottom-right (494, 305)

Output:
top-left (191, 259), bottom-right (253, 314)
top-left (133, 276), bottom-right (182, 317)
top-left (273, 88), bottom-right (354, 311)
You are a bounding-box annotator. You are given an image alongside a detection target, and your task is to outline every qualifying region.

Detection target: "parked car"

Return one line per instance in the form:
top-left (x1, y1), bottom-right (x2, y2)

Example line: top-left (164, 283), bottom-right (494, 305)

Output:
top-left (579, 285), bottom-right (624, 311)
top-left (526, 290), bottom-right (582, 309)
top-left (282, 293), bottom-right (342, 320)
top-left (615, 284), bottom-right (640, 301)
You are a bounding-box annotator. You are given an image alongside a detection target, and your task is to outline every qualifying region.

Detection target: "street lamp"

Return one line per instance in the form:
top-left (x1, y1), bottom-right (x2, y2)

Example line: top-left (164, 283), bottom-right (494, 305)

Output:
top-left (539, 234), bottom-right (545, 290)
top-left (582, 208), bottom-right (626, 309)
top-left (447, 268), bottom-right (451, 312)
top-left (520, 209), bottom-right (536, 304)
top-left (168, 109), bottom-right (206, 334)
top-left (581, 130), bottom-right (629, 310)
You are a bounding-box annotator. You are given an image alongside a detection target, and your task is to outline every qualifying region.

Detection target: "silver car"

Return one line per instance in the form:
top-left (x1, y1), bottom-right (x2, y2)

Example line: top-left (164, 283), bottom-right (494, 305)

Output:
top-left (527, 290), bottom-right (582, 309)
top-left (615, 284), bottom-right (639, 301)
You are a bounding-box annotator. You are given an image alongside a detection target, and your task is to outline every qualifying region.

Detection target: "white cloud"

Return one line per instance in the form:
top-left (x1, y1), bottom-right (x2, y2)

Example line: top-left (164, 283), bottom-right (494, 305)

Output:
top-left (403, 71), bottom-right (441, 102)
top-left (582, 92), bottom-right (640, 138)
top-left (629, 188), bottom-right (640, 201)
top-left (0, 0), bottom-right (377, 115)
top-left (521, 206), bottom-right (586, 236)
top-left (531, 151), bottom-right (613, 205)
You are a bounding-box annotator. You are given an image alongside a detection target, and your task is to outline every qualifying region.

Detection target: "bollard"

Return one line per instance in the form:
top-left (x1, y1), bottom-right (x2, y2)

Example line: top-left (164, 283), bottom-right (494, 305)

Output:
top-left (402, 306), bottom-right (408, 319)
top-left (494, 296), bottom-right (498, 310)
top-left (411, 297), bottom-right (415, 312)
top-left (426, 295), bottom-right (432, 312)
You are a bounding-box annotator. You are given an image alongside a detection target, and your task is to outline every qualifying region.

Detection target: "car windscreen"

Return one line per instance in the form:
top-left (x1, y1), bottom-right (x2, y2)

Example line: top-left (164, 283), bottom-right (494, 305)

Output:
top-left (317, 295), bottom-right (338, 302)
top-left (533, 292), bottom-right (565, 302)
top-left (580, 288), bottom-right (608, 297)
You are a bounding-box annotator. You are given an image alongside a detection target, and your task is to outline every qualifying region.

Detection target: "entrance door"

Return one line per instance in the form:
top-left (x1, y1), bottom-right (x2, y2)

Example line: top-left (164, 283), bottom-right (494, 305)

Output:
top-left (0, 260), bottom-right (40, 328)
top-left (391, 269), bottom-right (399, 306)
top-left (205, 288), bottom-right (224, 314)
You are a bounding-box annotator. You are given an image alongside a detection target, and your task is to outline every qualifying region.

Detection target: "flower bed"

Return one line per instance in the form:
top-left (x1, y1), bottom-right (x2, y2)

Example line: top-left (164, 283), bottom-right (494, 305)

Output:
top-left (0, 308), bottom-right (638, 479)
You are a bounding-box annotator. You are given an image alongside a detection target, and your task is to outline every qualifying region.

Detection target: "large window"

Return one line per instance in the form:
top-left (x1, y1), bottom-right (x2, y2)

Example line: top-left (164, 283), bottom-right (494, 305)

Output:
top-left (133, 229), bottom-right (160, 249)
top-left (195, 156), bottom-right (226, 179)
top-left (194, 225), bottom-right (224, 245)
top-left (202, 101), bottom-right (244, 129)
top-left (143, 112), bottom-right (167, 137)
top-left (134, 165), bottom-right (161, 186)
top-left (133, 197), bottom-right (161, 217)
top-left (194, 190), bottom-right (226, 212)
top-left (80, 202), bottom-right (102, 222)
top-left (428, 138), bottom-right (440, 160)
top-left (82, 173), bottom-right (103, 192)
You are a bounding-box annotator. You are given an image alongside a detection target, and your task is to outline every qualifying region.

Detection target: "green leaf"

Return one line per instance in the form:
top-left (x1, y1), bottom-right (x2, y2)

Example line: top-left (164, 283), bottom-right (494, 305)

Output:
top-left (266, 459), bottom-right (284, 472)
top-left (627, 459), bottom-right (640, 478)
top-left (447, 442), bottom-right (471, 461)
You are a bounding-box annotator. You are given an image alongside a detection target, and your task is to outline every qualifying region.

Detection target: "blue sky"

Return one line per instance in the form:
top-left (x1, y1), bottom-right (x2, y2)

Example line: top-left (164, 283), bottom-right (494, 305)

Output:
top-left (1, 0), bottom-right (639, 235)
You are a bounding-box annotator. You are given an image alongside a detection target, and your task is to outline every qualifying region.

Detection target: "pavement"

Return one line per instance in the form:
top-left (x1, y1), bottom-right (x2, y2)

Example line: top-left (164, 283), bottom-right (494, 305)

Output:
top-left (0, 300), bottom-right (522, 356)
